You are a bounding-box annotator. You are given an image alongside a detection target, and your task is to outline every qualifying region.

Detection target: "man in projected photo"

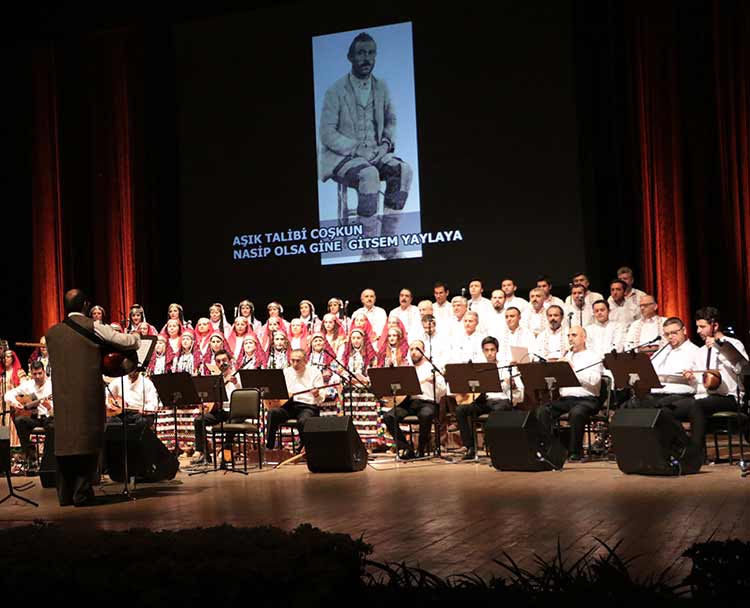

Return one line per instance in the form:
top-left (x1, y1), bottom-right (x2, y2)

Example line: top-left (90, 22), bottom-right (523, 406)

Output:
top-left (319, 32), bottom-right (413, 261)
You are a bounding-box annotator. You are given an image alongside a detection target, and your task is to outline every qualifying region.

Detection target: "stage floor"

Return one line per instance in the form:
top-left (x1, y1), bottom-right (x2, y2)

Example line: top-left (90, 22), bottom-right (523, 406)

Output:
top-left (2, 457), bottom-right (748, 580)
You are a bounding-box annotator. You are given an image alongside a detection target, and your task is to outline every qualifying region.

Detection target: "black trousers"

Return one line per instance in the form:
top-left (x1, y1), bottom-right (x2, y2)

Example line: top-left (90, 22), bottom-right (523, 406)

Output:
top-left (637, 393), bottom-right (707, 448)
top-left (13, 415), bottom-right (53, 456)
top-left (455, 397), bottom-right (512, 450)
top-left (265, 401), bottom-right (320, 449)
top-left (536, 397), bottom-right (599, 456)
top-left (193, 409), bottom-right (229, 455)
top-left (383, 397), bottom-right (436, 452)
top-left (56, 453), bottom-right (99, 506)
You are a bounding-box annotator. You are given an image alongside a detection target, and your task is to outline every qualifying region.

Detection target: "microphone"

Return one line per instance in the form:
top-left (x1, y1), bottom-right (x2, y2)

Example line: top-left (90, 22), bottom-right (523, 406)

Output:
top-left (461, 287), bottom-right (466, 298)
top-left (343, 300), bottom-right (349, 312)
top-left (233, 306), bottom-right (239, 319)
top-left (534, 353), bottom-right (548, 363)
top-left (567, 311), bottom-right (574, 325)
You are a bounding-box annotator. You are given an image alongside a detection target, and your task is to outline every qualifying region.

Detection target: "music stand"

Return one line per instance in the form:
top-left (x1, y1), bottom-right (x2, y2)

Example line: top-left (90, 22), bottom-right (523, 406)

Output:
top-left (189, 375), bottom-right (240, 475)
top-left (516, 361), bottom-right (580, 405)
top-left (603, 352), bottom-right (662, 399)
top-left (368, 367), bottom-right (422, 462)
top-left (0, 427), bottom-right (37, 507)
top-left (238, 369), bottom-right (290, 456)
top-left (151, 372), bottom-right (201, 459)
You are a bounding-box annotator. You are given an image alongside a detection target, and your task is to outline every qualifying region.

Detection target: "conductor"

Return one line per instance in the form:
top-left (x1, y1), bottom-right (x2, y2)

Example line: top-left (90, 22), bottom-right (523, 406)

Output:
top-left (46, 289), bottom-right (140, 506)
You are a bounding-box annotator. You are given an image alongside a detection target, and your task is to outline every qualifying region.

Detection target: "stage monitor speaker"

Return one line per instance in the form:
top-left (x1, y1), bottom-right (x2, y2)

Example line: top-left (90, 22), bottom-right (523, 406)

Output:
top-left (0, 427), bottom-right (9, 474)
top-left (610, 408), bottom-right (702, 475)
top-left (105, 423), bottom-right (179, 483)
top-left (484, 410), bottom-right (567, 471)
top-left (302, 416), bottom-right (367, 473)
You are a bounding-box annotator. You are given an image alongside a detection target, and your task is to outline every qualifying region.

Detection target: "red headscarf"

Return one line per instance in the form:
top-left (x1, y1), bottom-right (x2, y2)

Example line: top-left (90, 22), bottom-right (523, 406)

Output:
top-left (3, 350), bottom-right (25, 386)
top-left (288, 318), bottom-right (310, 351)
top-left (342, 329), bottom-right (377, 369)
top-left (265, 331), bottom-right (291, 368)
top-left (227, 317), bottom-right (258, 361)
top-left (377, 316), bottom-right (410, 354)
top-left (377, 326), bottom-right (409, 367)
top-left (193, 317), bottom-right (213, 354)
top-left (199, 331), bottom-right (231, 375)
top-left (236, 335), bottom-right (267, 370)
top-left (350, 312), bottom-right (375, 345)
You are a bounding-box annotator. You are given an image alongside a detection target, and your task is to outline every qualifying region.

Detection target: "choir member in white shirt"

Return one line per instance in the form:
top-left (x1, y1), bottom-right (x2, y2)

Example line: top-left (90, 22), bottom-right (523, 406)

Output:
top-left (265, 349), bottom-right (324, 450)
top-left (497, 307), bottom-right (534, 365)
top-left (449, 311), bottom-right (485, 363)
top-left (389, 287), bottom-right (422, 338)
top-left (564, 273), bottom-right (604, 309)
top-left (521, 288), bottom-right (549, 337)
top-left (617, 266), bottom-right (647, 320)
top-left (532, 306), bottom-right (568, 361)
top-left (500, 278), bottom-right (530, 316)
top-left (536, 275), bottom-right (566, 309)
top-left (417, 300), bottom-right (434, 328)
top-left (382, 340), bottom-right (446, 459)
top-left (5, 361), bottom-right (53, 467)
top-left (685, 307), bottom-right (748, 441)
top-left (454, 336), bottom-right (514, 460)
top-left (413, 314), bottom-right (450, 371)
top-left (432, 281), bottom-right (453, 326)
top-left (485, 289), bottom-right (508, 340)
top-left (535, 326), bottom-right (603, 460)
top-left (624, 294), bottom-right (665, 353)
top-left (585, 300), bottom-right (626, 358)
top-left (106, 369), bottom-right (160, 427)
top-left (564, 284), bottom-right (595, 329)
top-left (634, 317), bottom-right (705, 450)
top-left (446, 296), bottom-right (469, 340)
top-left (607, 279), bottom-right (639, 326)
top-left (467, 278), bottom-right (494, 333)
top-left (352, 288), bottom-right (387, 341)
top-left (191, 349), bottom-right (240, 465)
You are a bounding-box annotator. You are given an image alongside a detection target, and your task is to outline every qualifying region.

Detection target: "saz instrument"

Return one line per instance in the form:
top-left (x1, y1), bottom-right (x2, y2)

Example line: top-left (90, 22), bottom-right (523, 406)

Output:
top-left (262, 383), bottom-right (341, 410)
top-left (12, 393), bottom-right (53, 418)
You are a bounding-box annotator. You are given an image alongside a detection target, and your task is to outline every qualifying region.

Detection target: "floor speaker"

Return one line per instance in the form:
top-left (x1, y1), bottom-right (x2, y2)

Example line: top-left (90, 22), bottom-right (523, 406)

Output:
top-left (610, 408), bottom-right (702, 475)
top-left (302, 416), bottom-right (367, 473)
top-left (105, 423), bottom-right (179, 482)
top-left (484, 410), bottom-right (567, 471)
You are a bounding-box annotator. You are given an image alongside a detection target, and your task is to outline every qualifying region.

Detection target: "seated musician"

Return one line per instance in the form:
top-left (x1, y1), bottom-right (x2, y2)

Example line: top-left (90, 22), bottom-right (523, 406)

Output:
top-left (191, 349), bottom-right (239, 465)
top-left (265, 349), bottom-right (324, 450)
top-left (535, 326), bottom-right (602, 461)
top-left (689, 307), bottom-right (748, 424)
top-left (5, 360), bottom-right (53, 472)
top-left (106, 369), bottom-right (159, 428)
top-left (455, 336), bottom-right (513, 460)
top-left (383, 340), bottom-right (446, 459)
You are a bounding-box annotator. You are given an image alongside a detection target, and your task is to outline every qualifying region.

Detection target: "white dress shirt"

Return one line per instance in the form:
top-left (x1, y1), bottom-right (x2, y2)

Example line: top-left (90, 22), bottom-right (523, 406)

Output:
top-left (413, 359), bottom-right (447, 402)
top-left (414, 331), bottom-right (450, 371)
top-left (521, 307), bottom-right (548, 337)
top-left (283, 365), bottom-right (324, 406)
top-left (497, 326), bottom-right (534, 365)
top-left (389, 305), bottom-right (422, 338)
top-left (564, 291), bottom-right (604, 308)
top-left (560, 349), bottom-right (602, 399)
top-left (502, 296), bottom-right (530, 316)
top-left (468, 297), bottom-right (494, 333)
top-left (542, 295), bottom-right (565, 310)
top-left (608, 297), bottom-right (639, 326)
top-left (449, 331), bottom-right (485, 364)
top-left (108, 374), bottom-right (159, 412)
top-left (485, 310), bottom-right (509, 341)
top-left (585, 320), bottom-right (626, 358)
top-left (564, 303), bottom-right (594, 328)
top-left (432, 301), bottom-right (453, 326)
top-left (625, 316), bottom-right (665, 351)
top-left (4, 377), bottom-right (54, 417)
top-left (650, 340), bottom-right (699, 394)
top-left (693, 337), bottom-right (748, 399)
top-left (533, 328), bottom-right (567, 361)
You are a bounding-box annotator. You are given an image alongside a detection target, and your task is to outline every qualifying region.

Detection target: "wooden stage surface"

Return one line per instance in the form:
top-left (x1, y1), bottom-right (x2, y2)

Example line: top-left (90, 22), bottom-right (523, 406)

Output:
top-left (1, 457), bottom-right (748, 580)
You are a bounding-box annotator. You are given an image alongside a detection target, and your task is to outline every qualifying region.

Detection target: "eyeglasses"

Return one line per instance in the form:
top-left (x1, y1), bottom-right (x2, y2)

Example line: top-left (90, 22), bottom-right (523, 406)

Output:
top-left (663, 329), bottom-right (683, 337)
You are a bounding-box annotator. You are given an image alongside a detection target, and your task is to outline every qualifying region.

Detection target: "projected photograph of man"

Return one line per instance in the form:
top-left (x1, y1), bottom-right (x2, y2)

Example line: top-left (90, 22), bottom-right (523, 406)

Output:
top-left (313, 22), bottom-right (422, 265)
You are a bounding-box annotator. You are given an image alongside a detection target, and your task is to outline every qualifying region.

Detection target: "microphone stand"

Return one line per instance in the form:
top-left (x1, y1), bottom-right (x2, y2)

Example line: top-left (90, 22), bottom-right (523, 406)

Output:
top-left (324, 347), bottom-right (368, 417)
top-left (416, 345), bottom-right (447, 456)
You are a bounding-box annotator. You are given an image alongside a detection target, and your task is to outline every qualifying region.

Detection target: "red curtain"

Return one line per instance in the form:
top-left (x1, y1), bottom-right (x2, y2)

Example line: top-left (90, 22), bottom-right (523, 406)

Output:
top-left (629, 3), bottom-right (691, 323)
top-left (31, 45), bottom-right (65, 338)
top-left (713, 0), bottom-right (750, 336)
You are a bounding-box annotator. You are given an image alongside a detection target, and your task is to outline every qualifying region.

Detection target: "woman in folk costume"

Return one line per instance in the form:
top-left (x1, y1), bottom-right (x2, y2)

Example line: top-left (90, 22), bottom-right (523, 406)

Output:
top-left (162, 318), bottom-right (183, 371)
top-left (264, 301), bottom-right (289, 333)
top-left (90, 305), bottom-right (106, 323)
top-left (350, 311), bottom-right (377, 348)
top-left (137, 322), bottom-right (158, 337)
top-left (161, 303), bottom-right (192, 333)
top-left (193, 317), bottom-right (213, 358)
top-left (327, 297), bottom-right (350, 334)
top-left (147, 335), bottom-right (169, 376)
top-left (199, 331), bottom-right (231, 375)
top-left (308, 333), bottom-right (341, 406)
top-left (172, 329), bottom-right (201, 375)
top-left (260, 316), bottom-right (286, 352)
top-left (227, 316), bottom-right (257, 362)
top-left (299, 300), bottom-right (322, 334)
top-left (322, 313), bottom-right (347, 356)
top-left (1, 350), bottom-right (27, 447)
top-left (376, 315), bottom-right (410, 358)
top-left (125, 304), bottom-right (157, 335)
top-left (377, 325), bottom-right (410, 368)
top-left (341, 328), bottom-right (378, 383)
top-left (208, 303), bottom-right (230, 338)
top-left (265, 331), bottom-right (291, 370)
top-left (236, 299), bottom-right (263, 336)
top-left (236, 335), bottom-right (267, 371)
top-left (288, 318), bottom-right (310, 352)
